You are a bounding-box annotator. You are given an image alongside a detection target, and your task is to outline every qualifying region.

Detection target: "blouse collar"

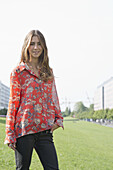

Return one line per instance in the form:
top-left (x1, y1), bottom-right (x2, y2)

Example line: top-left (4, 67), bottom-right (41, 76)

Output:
top-left (19, 62), bottom-right (40, 79)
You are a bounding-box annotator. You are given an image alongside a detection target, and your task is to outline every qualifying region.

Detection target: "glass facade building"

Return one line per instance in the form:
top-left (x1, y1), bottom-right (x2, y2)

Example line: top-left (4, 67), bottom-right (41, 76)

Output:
top-left (94, 78), bottom-right (113, 110)
top-left (0, 81), bottom-right (10, 110)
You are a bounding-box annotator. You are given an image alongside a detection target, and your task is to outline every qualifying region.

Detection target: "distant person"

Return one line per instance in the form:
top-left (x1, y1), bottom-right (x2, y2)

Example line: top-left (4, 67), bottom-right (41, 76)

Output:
top-left (4, 30), bottom-right (64, 170)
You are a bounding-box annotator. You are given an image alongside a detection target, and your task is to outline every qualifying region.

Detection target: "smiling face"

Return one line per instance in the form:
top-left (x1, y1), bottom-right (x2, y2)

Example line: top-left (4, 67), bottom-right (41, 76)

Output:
top-left (28, 36), bottom-right (43, 59)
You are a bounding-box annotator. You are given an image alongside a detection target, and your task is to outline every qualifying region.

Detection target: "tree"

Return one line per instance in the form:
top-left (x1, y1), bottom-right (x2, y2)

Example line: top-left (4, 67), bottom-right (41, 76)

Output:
top-left (68, 108), bottom-right (71, 115)
top-left (89, 104), bottom-right (94, 111)
top-left (74, 101), bottom-right (88, 113)
top-left (0, 108), bottom-right (7, 115)
top-left (65, 107), bottom-right (70, 116)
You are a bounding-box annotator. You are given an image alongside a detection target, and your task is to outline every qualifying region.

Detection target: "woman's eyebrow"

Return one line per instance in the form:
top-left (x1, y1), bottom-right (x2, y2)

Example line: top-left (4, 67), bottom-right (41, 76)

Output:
top-left (31, 41), bottom-right (40, 43)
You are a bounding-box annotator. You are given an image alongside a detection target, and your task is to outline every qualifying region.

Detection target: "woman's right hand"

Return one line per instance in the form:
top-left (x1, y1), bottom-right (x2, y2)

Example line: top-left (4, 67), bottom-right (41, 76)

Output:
top-left (8, 143), bottom-right (16, 151)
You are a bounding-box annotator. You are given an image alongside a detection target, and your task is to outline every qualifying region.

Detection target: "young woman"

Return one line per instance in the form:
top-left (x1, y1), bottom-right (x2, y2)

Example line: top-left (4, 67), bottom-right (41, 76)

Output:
top-left (4, 30), bottom-right (64, 170)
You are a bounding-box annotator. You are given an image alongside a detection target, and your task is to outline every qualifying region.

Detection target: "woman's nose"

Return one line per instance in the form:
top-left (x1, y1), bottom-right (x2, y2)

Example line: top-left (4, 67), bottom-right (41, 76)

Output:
top-left (34, 43), bottom-right (38, 49)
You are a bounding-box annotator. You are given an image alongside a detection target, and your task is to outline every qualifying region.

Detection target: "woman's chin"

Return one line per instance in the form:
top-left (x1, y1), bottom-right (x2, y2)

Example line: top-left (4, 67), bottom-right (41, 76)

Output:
top-left (31, 55), bottom-right (40, 58)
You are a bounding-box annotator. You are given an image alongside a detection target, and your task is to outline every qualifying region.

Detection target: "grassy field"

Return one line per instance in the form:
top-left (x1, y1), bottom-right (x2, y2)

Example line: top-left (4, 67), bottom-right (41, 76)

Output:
top-left (0, 117), bottom-right (113, 170)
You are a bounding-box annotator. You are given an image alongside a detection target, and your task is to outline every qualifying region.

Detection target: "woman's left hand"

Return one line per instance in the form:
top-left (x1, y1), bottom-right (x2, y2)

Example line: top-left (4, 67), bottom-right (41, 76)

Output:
top-left (50, 124), bottom-right (60, 133)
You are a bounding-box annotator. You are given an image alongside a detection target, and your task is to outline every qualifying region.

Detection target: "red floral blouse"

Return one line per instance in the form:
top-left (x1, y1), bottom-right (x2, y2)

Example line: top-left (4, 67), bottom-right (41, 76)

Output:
top-left (4, 62), bottom-right (64, 144)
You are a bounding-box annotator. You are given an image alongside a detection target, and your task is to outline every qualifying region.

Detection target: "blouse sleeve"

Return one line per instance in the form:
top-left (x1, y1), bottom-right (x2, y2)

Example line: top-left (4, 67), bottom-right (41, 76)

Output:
top-left (4, 70), bottom-right (21, 144)
top-left (52, 77), bottom-right (64, 129)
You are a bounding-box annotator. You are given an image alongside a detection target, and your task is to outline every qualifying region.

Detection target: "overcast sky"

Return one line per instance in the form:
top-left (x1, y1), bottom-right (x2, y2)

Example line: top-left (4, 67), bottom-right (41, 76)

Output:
top-left (0, 0), bottom-right (113, 111)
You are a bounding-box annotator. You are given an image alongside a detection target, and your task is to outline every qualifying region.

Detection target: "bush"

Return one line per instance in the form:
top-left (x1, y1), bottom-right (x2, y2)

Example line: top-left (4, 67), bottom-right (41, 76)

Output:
top-left (107, 109), bottom-right (113, 120)
top-left (0, 108), bottom-right (7, 115)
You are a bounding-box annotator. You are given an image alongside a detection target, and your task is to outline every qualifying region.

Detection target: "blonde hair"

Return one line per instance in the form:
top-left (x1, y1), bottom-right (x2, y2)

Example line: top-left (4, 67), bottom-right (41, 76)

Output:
top-left (20, 30), bottom-right (54, 82)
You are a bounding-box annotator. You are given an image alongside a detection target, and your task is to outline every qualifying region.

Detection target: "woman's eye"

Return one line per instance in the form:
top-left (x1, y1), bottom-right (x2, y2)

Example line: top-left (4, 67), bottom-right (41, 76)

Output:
top-left (30, 43), bottom-right (34, 45)
top-left (30, 42), bottom-right (41, 46)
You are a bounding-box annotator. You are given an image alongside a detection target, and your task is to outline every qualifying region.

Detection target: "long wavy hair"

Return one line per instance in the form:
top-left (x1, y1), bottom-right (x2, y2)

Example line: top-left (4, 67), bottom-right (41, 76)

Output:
top-left (20, 30), bottom-right (54, 82)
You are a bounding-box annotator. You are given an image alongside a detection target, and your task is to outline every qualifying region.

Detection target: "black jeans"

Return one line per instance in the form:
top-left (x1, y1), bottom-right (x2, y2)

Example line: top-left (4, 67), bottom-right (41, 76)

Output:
top-left (15, 129), bottom-right (59, 170)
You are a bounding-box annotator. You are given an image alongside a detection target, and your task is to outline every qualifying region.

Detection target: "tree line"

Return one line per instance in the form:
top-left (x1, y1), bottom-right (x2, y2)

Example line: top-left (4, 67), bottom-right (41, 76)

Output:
top-left (62, 101), bottom-right (113, 120)
top-left (1, 102), bottom-right (113, 120)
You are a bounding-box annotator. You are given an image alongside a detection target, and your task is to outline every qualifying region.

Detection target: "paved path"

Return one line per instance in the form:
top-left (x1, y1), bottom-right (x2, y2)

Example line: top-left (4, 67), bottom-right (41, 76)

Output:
top-left (93, 122), bottom-right (113, 128)
top-left (101, 124), bottom-right (113, 128)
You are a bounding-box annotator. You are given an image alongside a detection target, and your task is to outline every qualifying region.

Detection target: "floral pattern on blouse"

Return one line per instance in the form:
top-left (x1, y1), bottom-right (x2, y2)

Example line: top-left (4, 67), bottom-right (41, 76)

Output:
top-left (4, 62), bottom-right (64, 144)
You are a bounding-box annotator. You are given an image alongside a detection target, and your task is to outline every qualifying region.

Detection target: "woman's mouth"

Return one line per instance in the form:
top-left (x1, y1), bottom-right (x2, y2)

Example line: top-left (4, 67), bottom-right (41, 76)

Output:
top-left (33, 51), bottom-right (39, 55)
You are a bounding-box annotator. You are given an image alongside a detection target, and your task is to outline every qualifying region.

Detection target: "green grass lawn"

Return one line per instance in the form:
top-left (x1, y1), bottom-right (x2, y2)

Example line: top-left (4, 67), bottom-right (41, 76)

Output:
top-left (0, 117), bottom-right (113, 170)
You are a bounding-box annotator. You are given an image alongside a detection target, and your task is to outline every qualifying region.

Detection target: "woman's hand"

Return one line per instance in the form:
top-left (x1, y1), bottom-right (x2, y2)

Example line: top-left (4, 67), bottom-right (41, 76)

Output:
top-left (50, 124), bottom-right (60, 133)
top-left (8, 143), bottom-right (16, 151)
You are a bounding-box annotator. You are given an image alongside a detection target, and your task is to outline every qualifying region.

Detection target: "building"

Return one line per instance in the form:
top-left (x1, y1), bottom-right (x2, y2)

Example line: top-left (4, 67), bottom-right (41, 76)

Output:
top-left (0, 81), bottom-right (10, 110)
top-left (94, 77), bottom-right (113, 111)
